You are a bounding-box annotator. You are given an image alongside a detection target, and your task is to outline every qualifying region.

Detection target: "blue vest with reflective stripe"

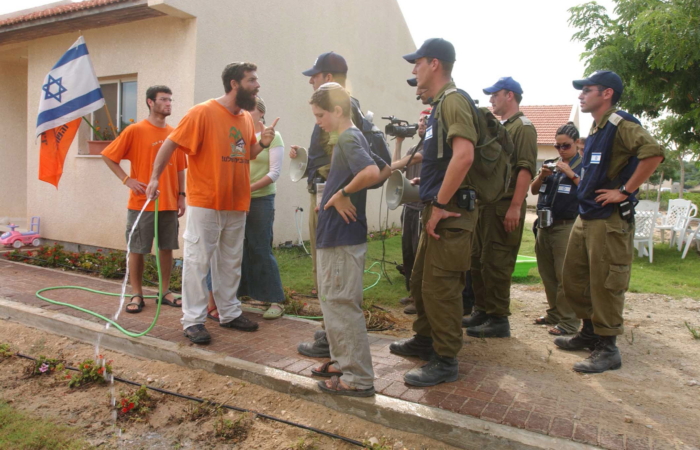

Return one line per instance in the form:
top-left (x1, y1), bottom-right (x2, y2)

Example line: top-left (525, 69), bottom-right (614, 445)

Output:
top-left (536, 154), bottom-right (582, 220)
top-left (577, 110), bottom-right (640, 220)
top-left (420, 88), bottom-right (473, 202)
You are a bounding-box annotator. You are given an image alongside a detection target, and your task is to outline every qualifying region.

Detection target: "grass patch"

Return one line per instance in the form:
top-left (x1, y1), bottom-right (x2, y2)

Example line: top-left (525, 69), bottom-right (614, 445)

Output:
top-left (0, 400), bottom-right (89, 450)
top-left (276, 218), bottom-right (700, 304)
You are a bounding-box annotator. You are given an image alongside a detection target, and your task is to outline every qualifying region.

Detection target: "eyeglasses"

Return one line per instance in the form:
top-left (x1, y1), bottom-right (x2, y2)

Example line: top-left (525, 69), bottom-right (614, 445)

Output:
top-left (554, 143), bottom-right (572, 150)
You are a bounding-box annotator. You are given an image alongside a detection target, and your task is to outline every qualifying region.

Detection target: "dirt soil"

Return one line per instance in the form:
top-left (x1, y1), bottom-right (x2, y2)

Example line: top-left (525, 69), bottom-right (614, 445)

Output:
top-left (0, 321), bottom-right (459, 450)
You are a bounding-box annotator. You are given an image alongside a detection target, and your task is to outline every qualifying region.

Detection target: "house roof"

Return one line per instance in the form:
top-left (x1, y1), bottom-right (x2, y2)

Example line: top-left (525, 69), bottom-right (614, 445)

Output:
top-left (0, 0), bottom-right (128, 27)
top-left (0, 0), bottom-right (164, 45)
top-left (490, 105), bottom-right (574, 146)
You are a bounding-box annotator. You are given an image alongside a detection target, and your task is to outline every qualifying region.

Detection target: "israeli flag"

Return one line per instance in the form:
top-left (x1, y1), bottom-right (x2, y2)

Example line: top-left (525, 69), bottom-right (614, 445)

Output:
top-left (36, 36), bottom-right (104, 136)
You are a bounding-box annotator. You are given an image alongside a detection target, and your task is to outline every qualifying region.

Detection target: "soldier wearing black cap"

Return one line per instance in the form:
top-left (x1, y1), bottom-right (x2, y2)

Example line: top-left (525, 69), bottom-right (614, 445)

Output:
top-left (292, 52), bottom-right (364, 359)
top-left (556, 70), bottom-right (663, 373)
top-left (389, 38), bottom-right (481, 386)
top-left (463, 76), bottom-right (537, 338)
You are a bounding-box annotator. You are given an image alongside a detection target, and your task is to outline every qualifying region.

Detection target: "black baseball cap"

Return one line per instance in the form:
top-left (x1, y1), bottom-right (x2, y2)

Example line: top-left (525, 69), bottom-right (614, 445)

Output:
top-left (407, 77), bottom-right (417, 87)
top-left (403, 38), bottom-right (456, 64)
top-left (573, 70), bottom-right (624, 94)
top-left (302, 51), bottom-right (348, 77)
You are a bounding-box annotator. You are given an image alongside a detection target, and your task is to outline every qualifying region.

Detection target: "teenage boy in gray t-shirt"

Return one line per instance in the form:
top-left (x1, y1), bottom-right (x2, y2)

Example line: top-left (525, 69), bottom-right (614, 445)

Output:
top-left (300, 82), bottom-right (390, 397)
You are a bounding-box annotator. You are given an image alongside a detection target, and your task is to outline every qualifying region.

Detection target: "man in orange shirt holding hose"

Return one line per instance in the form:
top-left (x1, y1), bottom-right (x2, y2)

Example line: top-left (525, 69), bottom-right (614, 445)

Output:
top-left (146, 63), bottom-right (279, 345)
top-left (102, 85), bottom-right (186, 314)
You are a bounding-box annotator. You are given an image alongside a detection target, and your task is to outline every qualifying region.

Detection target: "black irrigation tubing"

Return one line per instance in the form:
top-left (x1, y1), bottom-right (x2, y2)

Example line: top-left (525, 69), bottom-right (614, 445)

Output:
top-left (15, 353), bottom-right (365, 448)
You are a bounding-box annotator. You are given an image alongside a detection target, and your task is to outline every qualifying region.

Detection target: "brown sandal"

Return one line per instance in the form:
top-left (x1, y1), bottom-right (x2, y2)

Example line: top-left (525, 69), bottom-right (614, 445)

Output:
top-left (311, 360), bottom-right (343, 378)
top-left (125, 295), bottom-right (145, 314)
top-left (548, 325), bottom-right (570, 336)
top-left (317, 376), bottom-right (375, 397)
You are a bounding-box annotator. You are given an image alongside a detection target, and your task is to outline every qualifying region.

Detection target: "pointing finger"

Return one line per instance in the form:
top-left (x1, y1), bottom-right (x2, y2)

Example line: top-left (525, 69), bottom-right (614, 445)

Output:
top-left (270, 117), bottom-right (280, 128)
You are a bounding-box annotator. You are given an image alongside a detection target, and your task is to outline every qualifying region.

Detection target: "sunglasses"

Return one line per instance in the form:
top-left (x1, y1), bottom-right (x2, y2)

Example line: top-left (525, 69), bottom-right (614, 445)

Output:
top-left (554, 143), bottom-right (573, 151)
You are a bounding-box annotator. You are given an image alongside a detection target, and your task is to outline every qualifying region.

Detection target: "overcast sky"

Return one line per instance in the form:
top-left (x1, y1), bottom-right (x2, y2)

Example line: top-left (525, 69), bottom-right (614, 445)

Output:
top-left (2, 0), bottom-right (617, 129)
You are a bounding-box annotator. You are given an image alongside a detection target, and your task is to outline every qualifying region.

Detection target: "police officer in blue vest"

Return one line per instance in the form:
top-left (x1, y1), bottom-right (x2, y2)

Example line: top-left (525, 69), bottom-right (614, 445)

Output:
top-left (557, 71), bottom-right (663, 373)
top-left (389, 38), bottom-right (480, 386)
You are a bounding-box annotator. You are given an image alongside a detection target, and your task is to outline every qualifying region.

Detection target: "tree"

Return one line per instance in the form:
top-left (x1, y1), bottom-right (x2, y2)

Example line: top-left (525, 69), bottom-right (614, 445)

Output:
top-left (569, 0), bottom-right (700, 153)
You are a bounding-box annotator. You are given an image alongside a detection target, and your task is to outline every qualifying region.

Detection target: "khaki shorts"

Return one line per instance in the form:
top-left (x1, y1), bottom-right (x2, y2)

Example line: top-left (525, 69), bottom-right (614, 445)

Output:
top-left (125, 210), bottom-right (179, 254)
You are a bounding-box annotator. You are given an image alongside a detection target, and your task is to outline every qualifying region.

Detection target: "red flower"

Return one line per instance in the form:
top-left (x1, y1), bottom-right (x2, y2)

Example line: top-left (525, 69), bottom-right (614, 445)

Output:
top-left (129, 402), bottom-right (135, 409)
top-left (121, 398), bottom-right (127, 405)
top-left (84, 364), bottom-right (90, 369)
top-left (121, 407), bottom-right (128, 413)
top-left (97, 367), bottom-right (105, 375)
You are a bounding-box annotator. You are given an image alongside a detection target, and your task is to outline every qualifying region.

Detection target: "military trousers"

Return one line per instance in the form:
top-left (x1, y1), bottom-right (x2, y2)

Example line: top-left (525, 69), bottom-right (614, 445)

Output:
top-left (534, 221), bottom-right (580, 333)
top-left (471, 198), bottom-right (527, 317)
top-left (411, 204), bottom-right (477, 358)
top-left (562, 211), bottom-right (634, 336)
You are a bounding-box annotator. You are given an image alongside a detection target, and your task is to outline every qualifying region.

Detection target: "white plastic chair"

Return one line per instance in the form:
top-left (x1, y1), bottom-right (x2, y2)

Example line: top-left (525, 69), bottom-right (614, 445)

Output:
top-left (656, 199), bottom-right (697, 249)
top-left (681, 218), bottom-right (700, 259)
top-left (634, 202), bottom-right (659, 262)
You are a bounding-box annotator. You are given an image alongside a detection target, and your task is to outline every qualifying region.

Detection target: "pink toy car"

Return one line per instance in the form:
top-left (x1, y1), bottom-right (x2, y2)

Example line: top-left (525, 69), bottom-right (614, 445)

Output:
top-left (1, 217), bottom-right (41, 249)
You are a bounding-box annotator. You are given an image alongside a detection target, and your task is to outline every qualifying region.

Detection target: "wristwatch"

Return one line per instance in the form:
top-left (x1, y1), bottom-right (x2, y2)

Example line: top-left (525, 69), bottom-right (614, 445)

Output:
top-left (341, 188), bottom-right (351, 197)
top-left (179, 192), bottom-right (186, 197)
top-left (570, 173), bottom-right (579, 179)
top-left (259, 140), bottom-right (270, 149)
top-left (431, 196), bottom-right (447, 209)
top-left (618, 185), bottom-right (632, 196)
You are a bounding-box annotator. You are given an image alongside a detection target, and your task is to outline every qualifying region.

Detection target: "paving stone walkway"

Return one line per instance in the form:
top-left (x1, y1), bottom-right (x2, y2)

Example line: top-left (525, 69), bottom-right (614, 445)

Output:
top-left (0, 259), bottom-right (689, 450)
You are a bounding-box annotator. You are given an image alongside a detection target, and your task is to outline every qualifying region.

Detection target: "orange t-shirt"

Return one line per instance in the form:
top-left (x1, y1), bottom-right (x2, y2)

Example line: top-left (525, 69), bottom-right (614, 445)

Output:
top-left (168, 99), bottom-right (257, 211)
top-left (102, 119), bottom-right (186, 211)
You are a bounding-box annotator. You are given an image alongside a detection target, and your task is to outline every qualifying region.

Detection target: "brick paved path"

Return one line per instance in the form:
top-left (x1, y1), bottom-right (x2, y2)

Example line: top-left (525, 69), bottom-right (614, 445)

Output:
top-left (0, 259), bottom-right (690, 450)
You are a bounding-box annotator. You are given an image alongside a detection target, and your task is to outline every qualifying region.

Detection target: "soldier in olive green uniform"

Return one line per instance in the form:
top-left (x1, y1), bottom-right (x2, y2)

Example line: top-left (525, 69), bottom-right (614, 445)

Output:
top-left (557, 71), bottom-right (663, 373)
top-left (464, 77), bottom-right (537, 338)
top-left (389, 38), bottom-right (480, 387)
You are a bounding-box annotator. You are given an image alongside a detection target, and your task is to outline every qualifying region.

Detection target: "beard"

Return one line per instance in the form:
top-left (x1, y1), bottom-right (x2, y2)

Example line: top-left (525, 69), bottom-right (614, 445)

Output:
top-left (236, 86), bottom-right (258, 111)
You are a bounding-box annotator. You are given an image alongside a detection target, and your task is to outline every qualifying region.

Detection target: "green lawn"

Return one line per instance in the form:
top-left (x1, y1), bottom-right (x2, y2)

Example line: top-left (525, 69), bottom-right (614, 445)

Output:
top-left (275, 221), bottom-right (700, 305)
top-left (0, 401), bottom-right (89, 450)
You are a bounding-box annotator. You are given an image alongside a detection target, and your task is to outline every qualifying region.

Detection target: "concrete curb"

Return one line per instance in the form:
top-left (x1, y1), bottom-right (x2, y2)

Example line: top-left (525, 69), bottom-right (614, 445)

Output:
top-left (0, 298), bottom-right (599, 450)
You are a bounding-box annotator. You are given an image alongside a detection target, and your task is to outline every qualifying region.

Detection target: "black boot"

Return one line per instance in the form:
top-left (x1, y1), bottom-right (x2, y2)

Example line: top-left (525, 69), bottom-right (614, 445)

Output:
top-left (466, 315), bottom-right (510, 338)
top-left (554, 319), bottom-right (598, 351)
top-left (297, 333), bottom-right (331, 358)
top-left (403, 354), bottom-right (459, 387)
top-left (461, 310), bottom-right (488, 328)
top-left (573, 336), bottom-right (622, 373)
top-left (389, 334), bottom-right (435, 361)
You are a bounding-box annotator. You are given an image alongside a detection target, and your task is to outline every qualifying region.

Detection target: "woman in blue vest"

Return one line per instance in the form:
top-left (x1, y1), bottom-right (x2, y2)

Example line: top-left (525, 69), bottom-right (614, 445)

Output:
top-left (530, 123), bottom-right (583, 336)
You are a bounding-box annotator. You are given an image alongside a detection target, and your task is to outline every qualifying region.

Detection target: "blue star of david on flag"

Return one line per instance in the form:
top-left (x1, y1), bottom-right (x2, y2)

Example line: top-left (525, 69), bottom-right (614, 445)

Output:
top-left (42, 75), bottom-right (68, 102)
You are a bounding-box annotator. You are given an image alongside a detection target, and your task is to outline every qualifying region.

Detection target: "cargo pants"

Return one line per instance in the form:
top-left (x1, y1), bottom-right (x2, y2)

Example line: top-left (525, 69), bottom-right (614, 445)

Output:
top-left (411, 203), bottom-right (477, 358)
top-left (535, 221), bottom-right (580, 333)
top-left (562, 211), bottom-right (634, 336)
top-left (471, 198), bottom-right (527, 317)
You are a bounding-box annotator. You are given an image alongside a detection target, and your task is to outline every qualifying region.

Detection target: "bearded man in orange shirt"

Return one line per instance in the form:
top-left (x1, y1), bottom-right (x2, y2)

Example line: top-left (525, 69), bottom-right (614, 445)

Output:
top-left (102, 85), bottom-right (187, 314)
top-left (146, 63), bottom-right (280, 345)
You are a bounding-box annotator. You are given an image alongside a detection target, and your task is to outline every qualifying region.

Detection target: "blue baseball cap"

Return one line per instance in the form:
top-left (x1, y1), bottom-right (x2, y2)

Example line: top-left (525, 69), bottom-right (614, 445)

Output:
top-left (403, 38), bottom-right (456, 64)
top-left (483, 77), bottom-right (523, 95)
top-left (573, 70), bottom-right (624, 94)
top-left (302, 51), bottom-right (348, 77)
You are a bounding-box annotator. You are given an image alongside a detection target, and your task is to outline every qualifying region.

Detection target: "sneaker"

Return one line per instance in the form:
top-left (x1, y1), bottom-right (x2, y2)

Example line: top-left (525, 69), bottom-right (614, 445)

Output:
top-left (220, 315), bottom-right (259, 332)
top-left (184, 324), bottom-right (211, 344)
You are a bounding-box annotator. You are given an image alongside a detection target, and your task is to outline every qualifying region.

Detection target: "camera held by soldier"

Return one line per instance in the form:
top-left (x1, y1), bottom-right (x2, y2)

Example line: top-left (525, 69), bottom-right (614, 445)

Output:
top-left (382, 116), bottom-right (419, 138)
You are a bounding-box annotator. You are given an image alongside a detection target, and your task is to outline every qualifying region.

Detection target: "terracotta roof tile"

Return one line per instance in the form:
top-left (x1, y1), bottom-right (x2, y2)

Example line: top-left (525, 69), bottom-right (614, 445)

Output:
top-left (490, 105), bottom-right (574, 146)
top-left (0, 0), bottom-right (129, 27)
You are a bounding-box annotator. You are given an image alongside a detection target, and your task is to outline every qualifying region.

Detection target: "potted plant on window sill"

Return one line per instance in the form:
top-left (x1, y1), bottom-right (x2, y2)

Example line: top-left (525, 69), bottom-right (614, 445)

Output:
top-left (84, 118), bottom-right (134, 155)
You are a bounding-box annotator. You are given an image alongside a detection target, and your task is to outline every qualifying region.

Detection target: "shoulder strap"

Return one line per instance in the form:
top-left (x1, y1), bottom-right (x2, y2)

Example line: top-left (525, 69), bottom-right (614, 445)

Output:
top-left (609, 112), bottom-right (624, 127)
top-left (519, 116), bottom-right (533, 126)
top-left (437, 88), bottom-right (474, 159)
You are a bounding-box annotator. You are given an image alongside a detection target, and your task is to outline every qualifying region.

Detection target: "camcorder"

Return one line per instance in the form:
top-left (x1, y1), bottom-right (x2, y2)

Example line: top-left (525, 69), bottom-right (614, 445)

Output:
top-left (382, 116), bottom-right (418, 138)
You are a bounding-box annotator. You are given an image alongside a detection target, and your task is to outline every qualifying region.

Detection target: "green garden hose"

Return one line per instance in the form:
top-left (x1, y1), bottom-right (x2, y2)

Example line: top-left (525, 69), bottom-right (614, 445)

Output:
top-left (33, 199), bottom-right (384, 333)
top-left (35, 200), bottom-right (164, 338)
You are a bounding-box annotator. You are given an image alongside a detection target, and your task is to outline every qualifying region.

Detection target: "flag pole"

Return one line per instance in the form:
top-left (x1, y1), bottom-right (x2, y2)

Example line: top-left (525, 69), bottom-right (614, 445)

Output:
top-left (102, 102), bottom-right (119, 139)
